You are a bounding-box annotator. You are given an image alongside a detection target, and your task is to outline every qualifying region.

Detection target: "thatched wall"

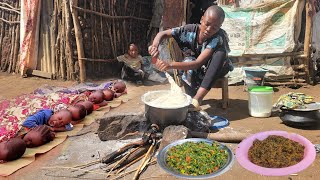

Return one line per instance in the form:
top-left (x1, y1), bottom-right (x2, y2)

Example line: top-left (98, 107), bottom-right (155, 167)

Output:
top-left (0, 0), bottom-right (154, 81)
top-left (0, 0), bottom-right (20, 74)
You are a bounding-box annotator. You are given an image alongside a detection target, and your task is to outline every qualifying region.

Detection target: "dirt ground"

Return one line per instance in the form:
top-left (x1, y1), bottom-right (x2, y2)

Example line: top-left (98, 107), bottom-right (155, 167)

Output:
top-left (0, 72), bottom-right (320, 180)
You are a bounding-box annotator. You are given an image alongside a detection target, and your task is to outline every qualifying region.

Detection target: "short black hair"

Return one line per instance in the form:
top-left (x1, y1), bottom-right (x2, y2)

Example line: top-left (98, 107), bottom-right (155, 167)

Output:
top-left (205, 5), bottom-right (225, 23)
top-left (74, 104), bottom-right (87, 120)
top-left (129, 43), bottom-right (139, 50)
top-left (6, 138), bottom-right (26, 161)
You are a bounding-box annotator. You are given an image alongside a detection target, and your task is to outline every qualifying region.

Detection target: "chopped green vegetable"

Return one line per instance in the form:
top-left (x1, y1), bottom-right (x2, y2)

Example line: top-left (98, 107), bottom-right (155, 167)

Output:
top-left (166, 141), bottom-right (229, 176)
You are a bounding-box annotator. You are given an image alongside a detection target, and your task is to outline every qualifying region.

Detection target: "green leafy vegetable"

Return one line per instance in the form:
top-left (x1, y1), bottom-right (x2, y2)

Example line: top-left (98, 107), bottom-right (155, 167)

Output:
top-left (166, 141), bottom-right (229, 176)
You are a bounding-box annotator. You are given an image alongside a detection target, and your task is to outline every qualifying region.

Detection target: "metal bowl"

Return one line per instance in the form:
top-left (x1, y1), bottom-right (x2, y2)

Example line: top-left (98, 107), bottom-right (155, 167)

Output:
top-left (157, 138), bottom-right (235, 179)
top-left (141, 90), bottom-right (192, 129)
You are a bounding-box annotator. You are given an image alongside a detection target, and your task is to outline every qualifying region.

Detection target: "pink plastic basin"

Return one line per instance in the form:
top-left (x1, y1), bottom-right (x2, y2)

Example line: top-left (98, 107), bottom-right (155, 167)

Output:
top-left (236, 131), bottom-right (316, 176)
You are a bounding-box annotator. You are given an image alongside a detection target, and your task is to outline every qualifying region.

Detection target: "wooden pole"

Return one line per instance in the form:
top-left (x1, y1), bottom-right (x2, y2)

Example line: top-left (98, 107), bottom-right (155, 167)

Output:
top-left (50, 0), bottom-right (57, 78)
top-left (54, 0), bottom-right (60, 77)
top-left (64, 0), bottom-right (75, 80)
top-left (60, 1), bottom-right (66, 80)
top-left (70, 0), bottom-right (86, 82)
top-left (303, 0), bottom-right (313, 84)
top-left (72, 5), bottom-right (150, 21)
top-left (3, 8), bottom-right (12, 71)
top-left (12, 24), bottom-right (19, 73)
top-left (0, 9), bottom-right (4, 62)
top-left (12, 1), bottom-right (20, 73)
top-left (7, 9), bottom-right (15, 73)
top-left (235, 0), bottom-right (240, 7)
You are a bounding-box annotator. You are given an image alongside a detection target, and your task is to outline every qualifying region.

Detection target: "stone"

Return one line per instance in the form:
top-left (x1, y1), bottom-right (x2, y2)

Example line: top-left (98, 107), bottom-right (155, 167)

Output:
top-left (158, 125), bottom-right (189, 151)
top-left (97, 113), bottom-right (148, 141)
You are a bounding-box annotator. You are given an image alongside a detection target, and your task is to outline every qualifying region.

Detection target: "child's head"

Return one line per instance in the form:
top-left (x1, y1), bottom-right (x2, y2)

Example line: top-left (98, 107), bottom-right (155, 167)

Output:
top-left (111, 81), bottom-right (126, 94)
top-left (76, 100), bottom-right (94, 115)
top-left (103, 89), bottom-right (115, 101)
top-left (47, 109), bottom-right (72, 128)
top-left (88, 90), bottom-right (105, 104)
top-left (68, 104), bottom-right (86, 121)
top-left (199, 5), bottom-right (225, 41)
top-left (23, 125), bottom-right (55, 148)
top-left (0, 138), bottom-right (26, 162)
top-left (127, 43), bottom-right (139, 58)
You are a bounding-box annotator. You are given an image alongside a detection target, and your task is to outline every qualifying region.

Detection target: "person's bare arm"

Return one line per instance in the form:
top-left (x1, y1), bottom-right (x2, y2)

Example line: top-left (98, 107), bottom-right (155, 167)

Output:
top-left (155, 48), bottom-right (215, 71)
top-left (148, 29), bottom-right (172, 57)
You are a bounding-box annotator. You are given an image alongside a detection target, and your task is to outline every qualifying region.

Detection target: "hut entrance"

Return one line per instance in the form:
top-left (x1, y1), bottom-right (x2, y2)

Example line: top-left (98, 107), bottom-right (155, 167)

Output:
top-left (187, 0), bottom-right (216, 24)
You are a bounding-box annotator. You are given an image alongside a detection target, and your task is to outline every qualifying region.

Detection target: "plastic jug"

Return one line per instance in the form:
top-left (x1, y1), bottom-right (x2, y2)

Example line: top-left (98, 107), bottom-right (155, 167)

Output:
top-left (248, 86), bottom-right (273, 117)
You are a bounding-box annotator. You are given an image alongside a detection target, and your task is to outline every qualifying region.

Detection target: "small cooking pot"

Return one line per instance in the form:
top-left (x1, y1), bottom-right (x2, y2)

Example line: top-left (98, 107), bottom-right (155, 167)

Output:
top-left (279, 108), bottom-right (320, 127)
top-left (141, 90), bottom-right (192, 130)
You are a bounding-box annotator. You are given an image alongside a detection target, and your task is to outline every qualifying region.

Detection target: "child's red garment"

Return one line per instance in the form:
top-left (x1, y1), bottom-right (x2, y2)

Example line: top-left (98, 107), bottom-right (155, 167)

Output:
top-left (93, 104), bottom-right (101, 111)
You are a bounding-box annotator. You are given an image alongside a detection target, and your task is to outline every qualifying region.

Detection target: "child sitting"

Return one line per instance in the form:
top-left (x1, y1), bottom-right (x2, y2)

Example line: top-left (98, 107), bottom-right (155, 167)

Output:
top-left (22, 125), bottom-right (55, 148)
top-left (22, 109), bottom-right (73, 132)
top-left (117, 43), bottom-right (144, 84)
top-left (0, 138), bottom-right (26, 162)
top-left (67, 104), bottom-right (86, 121)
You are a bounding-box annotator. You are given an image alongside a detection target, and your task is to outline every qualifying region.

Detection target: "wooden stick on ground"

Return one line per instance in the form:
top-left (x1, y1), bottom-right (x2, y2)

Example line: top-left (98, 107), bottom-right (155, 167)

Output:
top-left (106, 146), bottom-right (140, 177)
top-left (115, 154), bottom-right (145, 174)
top-left (42, 166), bottom-right (107, 176)
top-left (110, 159), bottom-right (157, 180)
top-left (132, 143), bottom-right (155, 180)
top-left (190, 131), bottom-right (251, 143)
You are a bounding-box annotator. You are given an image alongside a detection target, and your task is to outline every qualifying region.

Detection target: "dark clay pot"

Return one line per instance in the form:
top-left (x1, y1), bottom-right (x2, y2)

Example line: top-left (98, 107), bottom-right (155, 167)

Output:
top-left (279, 109), bottom-right (320, 127)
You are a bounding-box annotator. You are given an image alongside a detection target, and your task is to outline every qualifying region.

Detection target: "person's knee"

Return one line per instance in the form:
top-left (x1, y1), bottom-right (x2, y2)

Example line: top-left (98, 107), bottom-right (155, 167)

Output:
top-left (211, 50), bottom-right (226, 61)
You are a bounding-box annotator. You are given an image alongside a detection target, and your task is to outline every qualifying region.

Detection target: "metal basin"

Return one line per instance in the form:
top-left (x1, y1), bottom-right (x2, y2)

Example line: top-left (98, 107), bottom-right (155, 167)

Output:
top-left (141, 90), bottom-right (191, 129)
top-left (157, 138), bottom-right (234, 179)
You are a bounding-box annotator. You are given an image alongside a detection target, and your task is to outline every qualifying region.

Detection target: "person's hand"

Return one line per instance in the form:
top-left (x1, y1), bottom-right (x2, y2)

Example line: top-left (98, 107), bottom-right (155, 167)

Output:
top-left (148, 45), bottom-right (159, 58)
top-left (155, 60), bottom-right (171, 72)
top-left (138, 69), bottom-right (145, 77)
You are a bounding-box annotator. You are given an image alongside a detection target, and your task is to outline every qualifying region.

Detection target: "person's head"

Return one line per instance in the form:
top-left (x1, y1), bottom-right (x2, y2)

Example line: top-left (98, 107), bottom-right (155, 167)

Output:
top-left (23, 125), bottom-right (55, 148)
top-left (0, 138), bottom-right (26, 162)
top-left (111, 81), bottom-right (126, 94)
top-left (88, 90), bottom-right (105, 104)
top-left (76, 100), bottom-right (94, 115)
top-left (127, 43), bottom-right (139, 58)
top-left (199, 5), bottom-right (225, 41)
top-left (103, 89), bottom-right (115, 101)
top-left (47, 109), bottom-right (72, 128)
top-left (67, 104), bottom-right (86, 121)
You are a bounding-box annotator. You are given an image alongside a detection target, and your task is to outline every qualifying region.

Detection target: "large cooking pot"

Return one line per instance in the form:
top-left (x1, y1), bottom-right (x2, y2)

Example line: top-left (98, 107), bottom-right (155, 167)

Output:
top-left (279, 109), bottom-right (320, 127)
top-left (141, 90), bottom-right (192, 129)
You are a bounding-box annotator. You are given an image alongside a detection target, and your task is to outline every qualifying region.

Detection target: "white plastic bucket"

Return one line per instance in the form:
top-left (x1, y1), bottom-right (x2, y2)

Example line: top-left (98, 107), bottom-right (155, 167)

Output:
top-left (248, 86), bottom-right (273, 117)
